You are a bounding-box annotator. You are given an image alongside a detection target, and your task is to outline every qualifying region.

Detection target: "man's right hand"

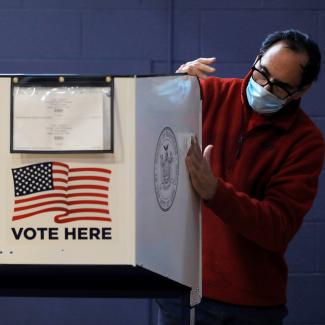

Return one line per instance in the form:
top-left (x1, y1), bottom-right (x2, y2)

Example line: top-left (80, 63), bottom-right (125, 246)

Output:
top-left (175, 57), bottom-right (216, 79)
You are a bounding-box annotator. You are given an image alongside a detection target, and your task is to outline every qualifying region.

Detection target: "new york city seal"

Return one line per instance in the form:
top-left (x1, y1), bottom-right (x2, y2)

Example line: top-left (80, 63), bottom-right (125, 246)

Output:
top-left (154, 127), bottom-right (179, 212)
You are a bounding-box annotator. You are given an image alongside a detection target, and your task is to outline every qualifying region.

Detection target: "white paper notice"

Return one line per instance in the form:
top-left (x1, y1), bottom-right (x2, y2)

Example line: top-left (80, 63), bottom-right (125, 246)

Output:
top-left (13, 87), bottom-right (110, 151)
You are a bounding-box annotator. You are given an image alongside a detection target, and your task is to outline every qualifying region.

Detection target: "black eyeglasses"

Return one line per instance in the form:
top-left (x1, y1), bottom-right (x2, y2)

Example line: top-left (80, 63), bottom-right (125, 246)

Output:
top-left (251, 58), bottom-right (300, 100)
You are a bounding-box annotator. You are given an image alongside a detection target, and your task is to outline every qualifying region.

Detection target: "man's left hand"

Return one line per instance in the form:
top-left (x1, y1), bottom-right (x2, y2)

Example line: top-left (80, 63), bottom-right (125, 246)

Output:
top-left (185, 136), bottom-right (218, 200)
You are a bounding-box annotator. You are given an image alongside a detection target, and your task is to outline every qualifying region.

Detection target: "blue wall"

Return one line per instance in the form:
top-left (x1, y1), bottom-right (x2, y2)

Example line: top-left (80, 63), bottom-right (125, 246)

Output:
top-left (0, 1), bottom-right (324, 324)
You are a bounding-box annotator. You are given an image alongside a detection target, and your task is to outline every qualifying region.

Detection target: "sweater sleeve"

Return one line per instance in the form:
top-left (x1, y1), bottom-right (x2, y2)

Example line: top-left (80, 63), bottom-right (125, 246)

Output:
top-left (205, 130), bottom-right (325, 253)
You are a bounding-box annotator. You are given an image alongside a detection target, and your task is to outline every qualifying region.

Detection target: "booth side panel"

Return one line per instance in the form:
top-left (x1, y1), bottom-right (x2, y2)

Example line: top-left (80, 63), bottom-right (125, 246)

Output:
top-left (135, 75), bottom-right (201, 295)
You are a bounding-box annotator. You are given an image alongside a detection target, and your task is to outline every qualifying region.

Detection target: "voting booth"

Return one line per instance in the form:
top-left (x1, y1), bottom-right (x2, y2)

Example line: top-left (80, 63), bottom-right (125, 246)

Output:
top-left (0, 74), bottom-right (202, 307)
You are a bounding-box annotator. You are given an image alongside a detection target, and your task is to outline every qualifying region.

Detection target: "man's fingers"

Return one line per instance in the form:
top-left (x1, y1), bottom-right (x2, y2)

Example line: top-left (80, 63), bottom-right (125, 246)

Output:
top-left (186, 155), bottom-right (199, 179)
top-left (197, 57), bottom-right (216, 64)
top-left (186, 140), bottom-right (202, 173)
top-left (175, 64), bottom-right (186, 73)
top-left (187, 152), bottom-right (200, 170)
top-left (186, 158), bottom-right (200, 188)
top-left (180, 65), bottom-right (209, 78)
top-left (175, 58), bottom-right (216, 77)
top-left (192, 136), bottom-right (203, 159)
top-left (187, 136), bottom-right (202, 162)
top-left (189, 67), bottom-right (208, 79)
top-left (188, 61), bottom-right (215, 73)
top-left (186, 161), bottom-right (207, 198)
top-left (195, 61), bottom-right (216, 72)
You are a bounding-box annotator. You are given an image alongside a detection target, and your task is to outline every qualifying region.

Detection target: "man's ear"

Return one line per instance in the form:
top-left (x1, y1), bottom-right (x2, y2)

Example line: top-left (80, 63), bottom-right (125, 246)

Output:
top-left (291, 83), bottom-right (312, 100)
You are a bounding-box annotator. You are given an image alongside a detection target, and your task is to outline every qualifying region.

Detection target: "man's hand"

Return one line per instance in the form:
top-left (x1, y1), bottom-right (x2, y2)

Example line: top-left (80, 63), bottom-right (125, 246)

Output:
top-left (175, 57), bottom-right (216, 79)
top-left (185, 136), bottom-right (218, 200)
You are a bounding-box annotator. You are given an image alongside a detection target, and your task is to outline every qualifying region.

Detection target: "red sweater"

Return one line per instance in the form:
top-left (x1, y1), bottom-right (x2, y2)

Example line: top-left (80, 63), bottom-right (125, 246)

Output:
top-left (200, 72), bottom-right (325, 306)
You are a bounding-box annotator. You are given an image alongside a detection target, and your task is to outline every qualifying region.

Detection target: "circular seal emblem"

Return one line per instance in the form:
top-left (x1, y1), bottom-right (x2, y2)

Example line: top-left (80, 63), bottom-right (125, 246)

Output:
top-left (154, 127), bottom-right (179, 212)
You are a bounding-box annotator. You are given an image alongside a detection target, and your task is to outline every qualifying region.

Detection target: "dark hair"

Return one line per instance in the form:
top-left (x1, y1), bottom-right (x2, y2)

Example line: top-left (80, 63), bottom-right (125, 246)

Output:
top-left (259, 29), bottom-right (321, 87)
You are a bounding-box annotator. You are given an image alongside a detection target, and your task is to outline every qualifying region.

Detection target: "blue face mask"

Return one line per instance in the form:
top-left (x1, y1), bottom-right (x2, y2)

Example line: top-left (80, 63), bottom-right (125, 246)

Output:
top-left (246, 77), bottom-right (287, 114)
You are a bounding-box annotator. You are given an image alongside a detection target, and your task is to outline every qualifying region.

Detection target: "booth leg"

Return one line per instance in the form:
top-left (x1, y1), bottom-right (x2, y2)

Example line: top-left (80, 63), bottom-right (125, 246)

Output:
top-left (180, 291), bottom-right (191, 325)
top-left (190, 308), bottom-right (195, 325)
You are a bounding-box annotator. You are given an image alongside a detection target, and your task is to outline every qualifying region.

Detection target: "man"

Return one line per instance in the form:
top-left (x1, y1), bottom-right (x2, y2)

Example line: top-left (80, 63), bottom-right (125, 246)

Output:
top-left (157, 29), bottom-right (325, 324)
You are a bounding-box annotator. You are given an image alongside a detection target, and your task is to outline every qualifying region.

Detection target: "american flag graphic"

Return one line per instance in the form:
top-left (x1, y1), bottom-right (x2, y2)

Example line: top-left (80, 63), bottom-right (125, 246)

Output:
top-left (12, 162), bottom-right (111, 223)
